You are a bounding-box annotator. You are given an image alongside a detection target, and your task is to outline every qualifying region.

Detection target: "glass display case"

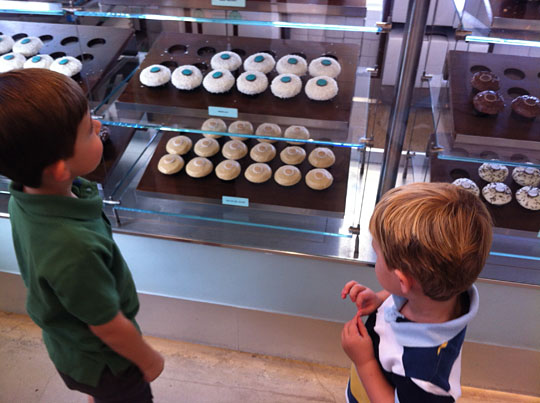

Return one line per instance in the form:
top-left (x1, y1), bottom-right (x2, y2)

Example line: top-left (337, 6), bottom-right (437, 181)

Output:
top-left (0, 0), bottom-right (538, 284)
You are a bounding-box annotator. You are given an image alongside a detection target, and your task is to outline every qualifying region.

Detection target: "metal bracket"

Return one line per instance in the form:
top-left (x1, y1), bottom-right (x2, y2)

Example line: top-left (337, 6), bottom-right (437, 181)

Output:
top-left (376, 21), bottom-right (392, 33)
top-left (359, 137), bottom-right (374, 148)
top-left (348, 224), bottom-right (360, 235)
top-left (103, 199), bottom-right (121, 206)
top-left (455, 29), bottom-right (472, 41)
top-left (366, 67), bottom-right (379, 78)
top-left (421, 73), bottom-right (433, 82)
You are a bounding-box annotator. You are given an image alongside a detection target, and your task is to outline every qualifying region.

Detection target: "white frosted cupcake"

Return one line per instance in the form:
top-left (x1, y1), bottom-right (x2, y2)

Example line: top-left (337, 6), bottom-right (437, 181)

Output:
top-left (515, 186), bottom-right (540, 210)
top-left (250, 142), bottom-right (276, 163)
top-left (482, 182), bottom-right (512, 205)
top-left (0, 52), bottom-right (25, 73)
top-left (222, 140), bottom-right (248, 160)
top-left (215, 159), bottom-right (241, 181)
top-left (157, 154), bottom-right (184, 175)
top-left (276, 54), bottom-right (308, 76)
top-left (245, 163), bottom-right (272, 183)
top-left (171, 65), bottom-right (202, 90)
top-left (194, 137), bottom-right (220, 157)
top-left (201, 118), bottom-right (227, 139)
top-left (284, 125), bottom-right (310, 145)
top-left (478, 162), bottom-right (509, 182)
top-left (512, 166), bottom-right (540, 187)
top-left (12, 36), bottom-right (43, 57)
top-left (203, 69), bottom-right (235, 93)
top-left (452, 178), bottom-right (480, 197)
top-left (305, 168), bottom-right (333, 190)
top-left (308, 147), bottom-right (336, 168)
top-left (0, 35), bottom-right (14, 54)
top-left (139, 64), bottom-right (171, 87)
top-left (186, 157), bottom-right (213, 178)
top-left (166, 135), bottom-right (192, 155)
top-left (51, 56), bottom-right (83, 77)
top-left (228, 120), bottom-right (253, 141)
top-left (274, 165), bottom-right (302, 187)
top-left (211, 51), bottom-right (242, 71)
top-left (270, 74), bottom-right (302, 99)
top-left (237, 71), bottom-right (268, 95)
top-left (243, 52), bottom-right (275, 74)
top-left (305, 76), bottom-right (338, 101)
top-left (308, 57), bottom-right (341, 78)
top-left (23, 54), bottom-right (53, 69)
top-left (255, 123), bottom-right (282, 143)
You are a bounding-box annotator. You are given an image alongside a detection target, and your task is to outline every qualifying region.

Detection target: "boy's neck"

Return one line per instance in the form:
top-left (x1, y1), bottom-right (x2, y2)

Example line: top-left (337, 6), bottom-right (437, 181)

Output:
top-left (400, 293), bottom-right (462, 324)
top-left (23, 177), bottom-right (77, 198)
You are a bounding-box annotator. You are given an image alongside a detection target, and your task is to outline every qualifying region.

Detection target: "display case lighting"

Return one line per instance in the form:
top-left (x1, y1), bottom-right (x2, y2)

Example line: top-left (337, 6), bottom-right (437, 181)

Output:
top-left (466, 35), bottom-right (540, 48)
top-left (0, 0), bottom-right (64, 15)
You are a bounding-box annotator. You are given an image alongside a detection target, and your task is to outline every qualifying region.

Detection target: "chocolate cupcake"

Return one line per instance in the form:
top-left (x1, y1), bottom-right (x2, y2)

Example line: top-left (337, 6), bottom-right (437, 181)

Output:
top-left (470, 71), bottom-right (500, 93)
top-left (511, 95), bottom-right (540, 120)
top-left (472, 90), bottom-right (505, 116)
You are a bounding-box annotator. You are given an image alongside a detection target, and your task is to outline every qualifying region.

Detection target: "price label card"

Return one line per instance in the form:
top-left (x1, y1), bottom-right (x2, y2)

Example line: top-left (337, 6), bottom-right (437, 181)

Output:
top-left (211, 0), bottom-right (246, 7)
top-left (208, 106), bottom-right (238, 118)
top-left (222, 196), bottom-right (249, 207)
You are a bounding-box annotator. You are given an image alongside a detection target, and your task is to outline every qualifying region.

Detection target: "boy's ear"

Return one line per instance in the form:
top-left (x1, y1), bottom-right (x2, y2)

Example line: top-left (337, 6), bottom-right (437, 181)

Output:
top-left (43, 160), bottom-right (71, 183)
top-left (394, 269), bottom-right (414, 294)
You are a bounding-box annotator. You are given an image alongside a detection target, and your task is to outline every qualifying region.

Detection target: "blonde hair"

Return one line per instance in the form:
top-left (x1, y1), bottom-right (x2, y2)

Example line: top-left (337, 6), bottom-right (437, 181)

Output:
top-left (369, 182), bottom-right (492, 301)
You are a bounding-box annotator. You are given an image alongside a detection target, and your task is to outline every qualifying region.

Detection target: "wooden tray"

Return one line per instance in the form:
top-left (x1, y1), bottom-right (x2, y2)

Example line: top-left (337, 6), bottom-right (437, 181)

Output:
top-left (117, 32), bottom-right (360, 131)
top-left (137, 131), bottom-right (350, 214)
top-left (430, 157), bottom-right (539, 232)
top-left (447, 51), bottom-right (540, 151)
top-left (0, 20), bottom-right (134, 94)
top-left (84, 125), bottom-right (136, 185)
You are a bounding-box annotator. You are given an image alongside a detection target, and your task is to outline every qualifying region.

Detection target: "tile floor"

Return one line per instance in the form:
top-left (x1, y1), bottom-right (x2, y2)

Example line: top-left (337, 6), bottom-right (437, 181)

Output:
top-left (0, 311), bottom-right (538, 403)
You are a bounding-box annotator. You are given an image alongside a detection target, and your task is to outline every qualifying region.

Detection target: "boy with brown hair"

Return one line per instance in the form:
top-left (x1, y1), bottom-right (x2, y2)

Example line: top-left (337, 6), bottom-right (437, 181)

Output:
top-left (341, 182), bottom-right (492, 402)
top-left (0, 69), bottom-right (163, 402)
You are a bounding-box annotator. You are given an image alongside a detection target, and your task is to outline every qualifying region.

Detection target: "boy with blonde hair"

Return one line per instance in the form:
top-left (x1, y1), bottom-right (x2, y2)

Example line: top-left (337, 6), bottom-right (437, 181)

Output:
top-left (341, 182), bottom-right (492, 402)
top-left (0, 69), bottom-right (163, 402)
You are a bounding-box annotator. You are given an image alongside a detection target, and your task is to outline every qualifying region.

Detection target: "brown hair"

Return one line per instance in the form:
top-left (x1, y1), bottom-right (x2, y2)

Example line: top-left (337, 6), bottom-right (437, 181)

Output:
top-left (0, 68), bottom-right (88, 187)
top-left (369, 182), bottom-right (492, 301)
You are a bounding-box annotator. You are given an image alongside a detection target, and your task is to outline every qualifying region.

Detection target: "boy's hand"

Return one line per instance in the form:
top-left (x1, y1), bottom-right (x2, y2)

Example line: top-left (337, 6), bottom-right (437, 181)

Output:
top-left (341, 281), bottom-right (380, 316)
top-left (141, 349), bottom-right (165, 382)
top-left (341, 313), bottom-right (375, 369)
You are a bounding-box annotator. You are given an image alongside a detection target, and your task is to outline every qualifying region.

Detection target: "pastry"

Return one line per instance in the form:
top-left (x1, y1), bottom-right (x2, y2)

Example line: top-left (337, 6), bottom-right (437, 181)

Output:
top-left (210, 51), bottom-right (242, 71)
top-left (280, 146), bottom-right (306, 165)
top-left (50, 56), bottom-right (83, 77)
top-left (452, 178), bottom-right (480, 197)
top-left (515, 186), bottom-right (540, 211)
top-left (139, 64), bottom-right (171, 87)
top-left (308, 147), bottom-right (335, 168)
top-left (0, 34), bottom-right (14, 54)
top-left (478, 162), bottom-right (508, 182)
top-left (284, 125), bottom-right (310, 145)
top-left (243, 52), bottom-right (276, 74)
top-left (0, 52), bottom-right (25, 73)
top-left (23, 54), bottom-right (53, 69)
top-left (186, 157), bottom-right (213, 178)
top-left (481, 182), bottom-right (512, 205)
top-left (222, 140), bottom-right (248, 160)
top-left (276, 55), bottom-right (308, 76)
top-left (157, 154), bottom-right (184, 175)
top-left (194, 137), bottom-right (220, 157)
top-left (470, 71), bottom-right (500, 92)
top-left (98, 126), bottom-right (111, 143)
top-left (250, 142), bottom-right (276, 163)
top-left (308, 57), bottom-right (341, 78)
top-left (201, 118), bottom-right (227, 138)
top-left (202, 69), bottom-right (235, 93)
top-left (305, 168), bottom-right (333, 190)
top-left (228, 120), bottom-right (253, 141)
top-left (244, 163), bottom-right (272, 183)
top-left (215, 159), bottom-right (241, 181)
top-left (166, 135), bottom-right (192, 155)
top-left (274, 165), bottom-right (301, 187)
top-left (511, 95), bottom-right (540, 120)
top-left (171, 65), bottom-right (203, 90)
top-left (512, 166), bottom-right (540, 187)
top-left (12, 36), bottom-right (43, 57)
top-left (255, 123), bottom-right (282, 143)
top-left (270, 74), bottom-right (302, 99)
top-left (472, 90), bottom-right (504, 116)
top-left (305, 76), bottom-right (338, 101)
top-left (236, 71), bottom-right (268, 95)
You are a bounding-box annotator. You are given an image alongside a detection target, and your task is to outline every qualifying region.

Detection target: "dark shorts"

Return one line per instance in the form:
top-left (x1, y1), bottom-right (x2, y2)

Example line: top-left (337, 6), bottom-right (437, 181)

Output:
top-left (58, 365), bottom-right (153, 403)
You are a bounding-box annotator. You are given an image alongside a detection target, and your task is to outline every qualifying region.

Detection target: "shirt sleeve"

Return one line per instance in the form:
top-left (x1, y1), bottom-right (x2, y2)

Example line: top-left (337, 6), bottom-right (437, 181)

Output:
top-left (46, 243), bottom-right (120, 326)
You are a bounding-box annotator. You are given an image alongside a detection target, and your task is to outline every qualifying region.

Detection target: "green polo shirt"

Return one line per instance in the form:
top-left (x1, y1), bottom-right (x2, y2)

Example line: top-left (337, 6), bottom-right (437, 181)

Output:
top-left (8, 177), bottom-right (140, 387)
